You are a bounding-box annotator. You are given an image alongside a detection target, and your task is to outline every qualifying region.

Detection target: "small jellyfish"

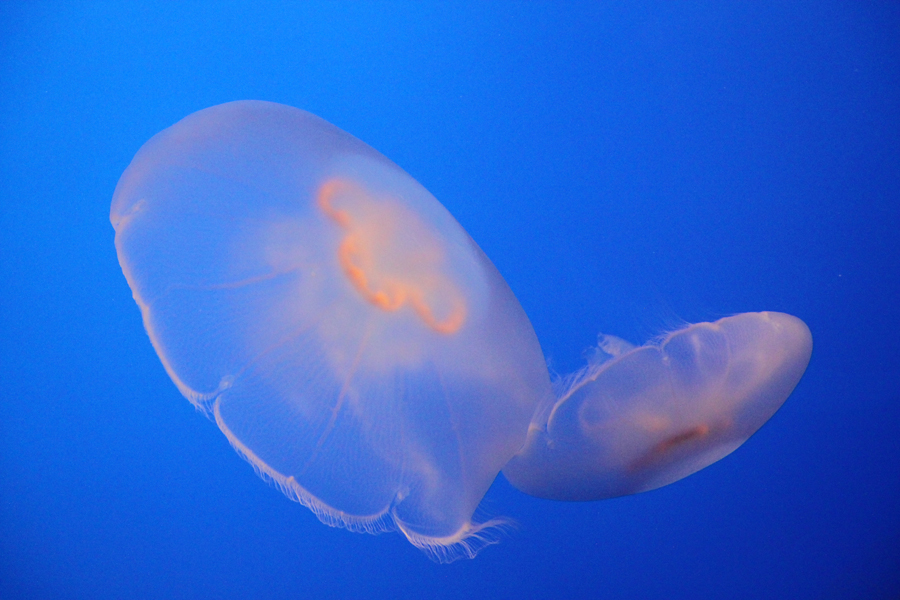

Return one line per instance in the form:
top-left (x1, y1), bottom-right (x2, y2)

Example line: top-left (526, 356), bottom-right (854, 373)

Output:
top-left (503, 312), bottom-right (813, 500)
top-left (110, 101), bottom-right (812, 561)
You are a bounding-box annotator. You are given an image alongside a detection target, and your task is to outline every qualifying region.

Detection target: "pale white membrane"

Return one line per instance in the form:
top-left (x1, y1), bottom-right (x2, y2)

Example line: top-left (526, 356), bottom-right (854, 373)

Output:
top-left (111, 101), bottom-right (551, 561)
top-left (503, 312), bottom-right (813, 501)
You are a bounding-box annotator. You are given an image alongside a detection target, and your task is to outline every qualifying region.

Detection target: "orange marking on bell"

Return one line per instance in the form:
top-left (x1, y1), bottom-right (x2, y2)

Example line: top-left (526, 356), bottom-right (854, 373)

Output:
top-left (654, 424), bottom-right (710, 455)
top-left (317, 178), bottom-right (466, 334)
top-left (317, 179), bottom-right (352, 226)
top-left (627, 423), bottom-right (712, 473)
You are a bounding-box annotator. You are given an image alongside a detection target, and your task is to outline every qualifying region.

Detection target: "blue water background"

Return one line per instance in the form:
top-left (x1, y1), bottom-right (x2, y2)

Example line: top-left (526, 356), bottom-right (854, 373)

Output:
top-left (1, 2), bottom-right (898, 598)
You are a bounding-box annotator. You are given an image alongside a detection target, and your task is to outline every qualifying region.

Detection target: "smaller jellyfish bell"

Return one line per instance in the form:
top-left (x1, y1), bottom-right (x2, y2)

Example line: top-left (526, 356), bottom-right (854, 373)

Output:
top-left (503, 312), bottom-right (813, 501)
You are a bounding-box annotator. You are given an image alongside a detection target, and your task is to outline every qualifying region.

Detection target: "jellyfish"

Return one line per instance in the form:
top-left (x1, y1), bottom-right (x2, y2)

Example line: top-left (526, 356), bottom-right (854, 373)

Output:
top-left (110, 101), bottom-right (812, 561)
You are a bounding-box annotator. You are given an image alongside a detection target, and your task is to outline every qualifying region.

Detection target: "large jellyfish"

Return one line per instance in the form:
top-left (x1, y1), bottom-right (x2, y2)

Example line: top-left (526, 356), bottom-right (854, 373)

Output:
top-left (110, 101), bottom-right (812, 561)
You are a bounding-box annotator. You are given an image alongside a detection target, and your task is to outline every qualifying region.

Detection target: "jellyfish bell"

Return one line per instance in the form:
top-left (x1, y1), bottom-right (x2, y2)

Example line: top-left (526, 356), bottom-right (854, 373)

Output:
top-left (502, 311), bottom-right (814, 501)
top-left (111, 100), bottom-right (812, 561)
top-left (111, 101), bottom-right (551, 561)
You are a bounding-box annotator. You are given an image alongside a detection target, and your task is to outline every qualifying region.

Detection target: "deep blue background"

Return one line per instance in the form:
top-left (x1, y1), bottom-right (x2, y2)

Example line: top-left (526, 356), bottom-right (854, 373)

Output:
top-left (1, 2), bottom-right (898, 599)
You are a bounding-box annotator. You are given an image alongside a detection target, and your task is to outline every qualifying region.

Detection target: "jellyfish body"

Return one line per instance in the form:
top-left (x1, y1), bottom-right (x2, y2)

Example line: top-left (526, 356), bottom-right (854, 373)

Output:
top-left (503, 312), bottom-right (813, 500)
top-left (111, 101), bottom-right (812, 561)
top-left (111, 101), bottom-right (552, 559)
